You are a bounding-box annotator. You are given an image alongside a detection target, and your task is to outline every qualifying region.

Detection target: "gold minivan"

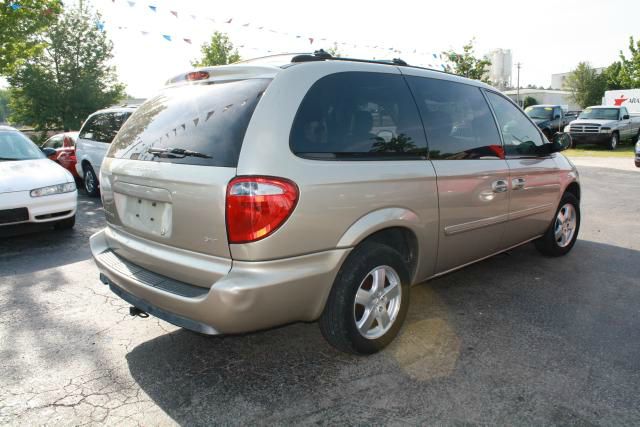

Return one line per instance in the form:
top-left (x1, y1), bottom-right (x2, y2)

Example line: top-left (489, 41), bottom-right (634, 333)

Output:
top-left (91, 52), bottom-right (580, 354)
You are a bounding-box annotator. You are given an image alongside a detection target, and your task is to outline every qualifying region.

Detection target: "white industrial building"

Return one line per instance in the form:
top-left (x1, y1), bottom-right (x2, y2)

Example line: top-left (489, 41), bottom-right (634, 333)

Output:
top-left (502, 88), bottom-right (580, 111)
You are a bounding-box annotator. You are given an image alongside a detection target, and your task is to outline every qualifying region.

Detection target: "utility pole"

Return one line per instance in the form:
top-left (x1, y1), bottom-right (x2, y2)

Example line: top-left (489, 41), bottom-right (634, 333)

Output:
top-left (516, 62), bottom-right (522, 106)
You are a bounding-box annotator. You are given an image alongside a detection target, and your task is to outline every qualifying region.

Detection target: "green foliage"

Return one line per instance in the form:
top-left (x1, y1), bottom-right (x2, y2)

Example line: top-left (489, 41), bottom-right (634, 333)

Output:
top-left (192, 32), bottom-right (241, 67)
top-left (564, 62), bottom-right (606, 109)
top-left (617, 36), bottom-right (640, 88)
top-left (8, 6), bottom-right (125, 130)
top-left (523, 96), bottom-right (538, 109)
top-left (0, 89), bottom-right (10, 123)
top-left (442, 39), bottom-right (492, 83)
top-left (0, 0), bottom-right (63, 75)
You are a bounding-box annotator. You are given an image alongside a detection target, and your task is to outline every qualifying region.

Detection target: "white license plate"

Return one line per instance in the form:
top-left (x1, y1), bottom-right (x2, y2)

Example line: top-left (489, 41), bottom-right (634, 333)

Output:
top-left (114, 193), bottom-right (173, 238)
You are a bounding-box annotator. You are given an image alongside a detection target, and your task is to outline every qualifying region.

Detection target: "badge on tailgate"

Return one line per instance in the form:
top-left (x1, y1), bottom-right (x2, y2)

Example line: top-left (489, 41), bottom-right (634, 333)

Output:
top-left (112, 182), bottom-right (173, 238)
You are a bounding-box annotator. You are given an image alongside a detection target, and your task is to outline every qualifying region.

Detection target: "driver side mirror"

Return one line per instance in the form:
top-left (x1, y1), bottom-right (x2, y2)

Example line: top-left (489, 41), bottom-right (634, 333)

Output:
top-left (549, 132), bottom-right (572, 153)
top-left (41, 147), bottom-right (56, 157)
top-left (622, 114), bottom-right (630, 120)
top-left (554, 114), bottom-right (561, 120)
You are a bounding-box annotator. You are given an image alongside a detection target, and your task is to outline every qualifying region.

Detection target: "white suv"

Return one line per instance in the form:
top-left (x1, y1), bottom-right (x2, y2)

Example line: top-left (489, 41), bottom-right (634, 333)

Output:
top-left (75, 106), bottom-right (136, 196)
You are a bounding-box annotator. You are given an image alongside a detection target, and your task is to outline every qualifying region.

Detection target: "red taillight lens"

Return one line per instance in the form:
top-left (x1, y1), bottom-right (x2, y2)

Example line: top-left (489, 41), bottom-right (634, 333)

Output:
top-left (186, 71), bottom-right (210, 81)
top-left (226, 176), bottom-right (298, 244)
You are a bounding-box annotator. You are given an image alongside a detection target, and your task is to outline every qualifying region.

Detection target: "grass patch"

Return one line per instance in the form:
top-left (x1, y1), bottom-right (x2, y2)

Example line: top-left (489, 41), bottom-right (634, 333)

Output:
top-left (564, 143), bottom-right (635, 158)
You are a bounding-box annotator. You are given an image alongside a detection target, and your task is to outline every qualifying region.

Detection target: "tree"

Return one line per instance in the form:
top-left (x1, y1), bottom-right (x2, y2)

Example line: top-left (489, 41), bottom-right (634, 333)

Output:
top-left (617, 36), bottom-right (640, 88)
top-left (327, 42), bottom-right (342, 58)
top-left (0, 89), bottom-right (10, 123)
top-left (442, 39), bottom-right (492, 83)
top-left (523, 96), bottom-right (538, 109)
top-left (564, 62), bottom-right (606, 109)
top-left (192, 32), bottom-right (240, 67)
top-left (8, 6), bottom-right (125, 130)
top-left (0, 0), bottom-right (63, 75)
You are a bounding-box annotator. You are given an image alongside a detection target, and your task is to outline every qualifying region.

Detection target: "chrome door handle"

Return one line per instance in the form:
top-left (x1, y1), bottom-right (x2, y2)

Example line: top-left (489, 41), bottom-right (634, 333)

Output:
top-left (512, 177), bottom-right (526, 190)
top-left (492, 180), bottom-right (508, 193)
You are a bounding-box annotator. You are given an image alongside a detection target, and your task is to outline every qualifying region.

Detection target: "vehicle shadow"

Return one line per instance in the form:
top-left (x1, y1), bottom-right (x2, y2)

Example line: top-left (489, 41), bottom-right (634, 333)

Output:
top-left (0, 193), bottom-right (103, 276)
top-left (125, 240), bottom-right (640, 425)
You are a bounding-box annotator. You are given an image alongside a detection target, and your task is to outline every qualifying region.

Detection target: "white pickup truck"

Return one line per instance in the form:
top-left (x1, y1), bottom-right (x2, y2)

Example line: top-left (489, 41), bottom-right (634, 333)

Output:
top-left (566, 106), bottom-right (640, 150)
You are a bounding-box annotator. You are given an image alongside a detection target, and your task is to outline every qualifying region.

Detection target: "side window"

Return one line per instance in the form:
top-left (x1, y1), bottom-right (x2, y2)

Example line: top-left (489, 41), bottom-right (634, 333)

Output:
top-left (43, 135), bottom-right (63, 149)
top-left (554, 108), bottom-right (561, 119)
top-left (290, 72), bottom-right (427, 159)
top-left (620, 107), bottom-right (628, 119)
top-left (79, 116), bottom-right (98, 140)
top-left (405, 76), bottom-right (503, 160)
top-left (486, 91), bottom-right (545, 157)
top-left (92, 113), bottom-right (115, 143)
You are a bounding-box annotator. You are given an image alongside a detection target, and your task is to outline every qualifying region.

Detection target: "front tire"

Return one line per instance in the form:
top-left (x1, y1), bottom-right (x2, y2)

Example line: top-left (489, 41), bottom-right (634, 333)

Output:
top-left (83, 165), bottom-right (100, 197)
top-left (535, 193), bottom-right (580, 257)
top-left (607, 132), bottom-right (619, 151)
top-left (319, 242), bottom-right (410, 355)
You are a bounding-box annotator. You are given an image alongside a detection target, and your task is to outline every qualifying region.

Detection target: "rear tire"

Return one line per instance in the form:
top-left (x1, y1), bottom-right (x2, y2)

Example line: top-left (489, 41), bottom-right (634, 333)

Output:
top-left (319, 242), bottom-right (410, 355)
top-left (535, 193), bottom-right (580, 257)
top-left (607, 132), bottom-right (619, 151)
top-left (54, 215), bottom-right (75, 230)
top-left (83, 165), bottom-right (100, 197)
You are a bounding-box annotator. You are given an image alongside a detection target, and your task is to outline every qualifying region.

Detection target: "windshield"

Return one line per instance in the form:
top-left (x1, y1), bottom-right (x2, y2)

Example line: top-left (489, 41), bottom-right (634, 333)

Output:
top-left (0, 131), bottom-right (45, 161)
top-left (525, 106), bottom-right (554, 120)
top-left (578, 108), bottom-right (619, 120)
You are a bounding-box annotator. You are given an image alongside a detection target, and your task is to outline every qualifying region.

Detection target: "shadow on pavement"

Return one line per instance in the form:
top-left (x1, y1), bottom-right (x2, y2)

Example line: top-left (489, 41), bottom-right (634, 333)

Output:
top-left (126, 240), bottom-right (640, 425)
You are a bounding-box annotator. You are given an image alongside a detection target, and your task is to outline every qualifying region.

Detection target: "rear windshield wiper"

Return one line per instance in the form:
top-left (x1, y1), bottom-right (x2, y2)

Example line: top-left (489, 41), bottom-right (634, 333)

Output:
top-left (147, 147), bottom-right (212, 159)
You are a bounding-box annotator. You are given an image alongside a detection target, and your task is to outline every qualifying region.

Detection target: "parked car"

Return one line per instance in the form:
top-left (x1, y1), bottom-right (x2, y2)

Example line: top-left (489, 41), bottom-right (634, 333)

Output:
top-left (0, 126), bottom-right (77, 229)
top-left (75, 106), bottom-right (136, 197)
top-left (635, 138), bottom-right (640, 167)
top-left (90, 53), bottom-right (580, 354)
top-left (566, 106), bottom-right (640, 150)
top-left (41, 131), bottom-right (80, 179)
top-left (525, 104), bottom-right (573, 139)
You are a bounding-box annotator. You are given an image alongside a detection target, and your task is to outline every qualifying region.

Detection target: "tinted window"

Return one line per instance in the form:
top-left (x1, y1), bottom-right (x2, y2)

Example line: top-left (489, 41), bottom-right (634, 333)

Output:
top-left (290, 72), bottom-right (427, 159)
top-left (406, 77), bottom-right (503, 160)
top-left (486, 91), bottom-right (545, 157)
top-left (108, 79), bottom-right (270, 167)
top-left (620, 107), bottom-right (628, 118)
top-left (80, 112), bottom-right (131, 143)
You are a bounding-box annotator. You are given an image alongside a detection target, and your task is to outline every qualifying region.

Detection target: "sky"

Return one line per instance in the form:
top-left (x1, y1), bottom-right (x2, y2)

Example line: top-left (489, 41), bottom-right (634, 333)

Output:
top-left (4, 0), bottom-right (640, 97)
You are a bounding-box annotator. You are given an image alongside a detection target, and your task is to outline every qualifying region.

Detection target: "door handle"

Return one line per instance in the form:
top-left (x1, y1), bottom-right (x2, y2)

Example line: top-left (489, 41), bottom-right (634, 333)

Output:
top-left (491, 180), bottom-right (508, 193)
top-left (512, 177), bottom-right (526, 190)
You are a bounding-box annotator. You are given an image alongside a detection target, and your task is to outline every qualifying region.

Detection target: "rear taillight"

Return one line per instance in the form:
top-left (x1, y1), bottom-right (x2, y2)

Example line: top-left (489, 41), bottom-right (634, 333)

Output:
top-left (186, 71), bottom-right (210, 81)
top-left (226, 176), bottom-right (298, 244)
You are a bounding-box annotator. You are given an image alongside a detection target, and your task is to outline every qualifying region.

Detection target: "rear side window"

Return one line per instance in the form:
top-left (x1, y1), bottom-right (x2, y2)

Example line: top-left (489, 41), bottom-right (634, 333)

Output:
top-left (406, 76), bottom-right (503, 160)
top-left (290, 72), bottom-right (427, 159)
top-left (43, 135), bottom-right (63, 149)
top-left (79, 112), bottom-right (131, 143)
top-left (108, 79), bottom-right (271, 167)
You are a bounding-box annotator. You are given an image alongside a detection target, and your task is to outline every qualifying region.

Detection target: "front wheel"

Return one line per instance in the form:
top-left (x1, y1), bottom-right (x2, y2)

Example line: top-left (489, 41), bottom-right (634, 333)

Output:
top-left (535, 193), bottom-right (580, 256)
top-left (607, 132), bottom-right (619, 151)
top-left (83, 165), bottom-right (100, 197)
top-left (319, 242), bottom-right (410, 354)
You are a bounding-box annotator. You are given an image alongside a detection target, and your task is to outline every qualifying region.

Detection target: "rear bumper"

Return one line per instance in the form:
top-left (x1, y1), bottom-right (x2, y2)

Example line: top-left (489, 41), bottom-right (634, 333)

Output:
top-left (90, 228), bottom-right (350, 334)
top-left (0, 190), bottom-right (77, 226)
top-left (570, 133), bottom-right (609, 145)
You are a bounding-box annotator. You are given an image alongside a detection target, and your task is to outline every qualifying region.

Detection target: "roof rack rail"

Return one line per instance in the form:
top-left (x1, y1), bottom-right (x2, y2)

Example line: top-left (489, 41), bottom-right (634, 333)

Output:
top-left (291, 49), bottom-right (410, 67)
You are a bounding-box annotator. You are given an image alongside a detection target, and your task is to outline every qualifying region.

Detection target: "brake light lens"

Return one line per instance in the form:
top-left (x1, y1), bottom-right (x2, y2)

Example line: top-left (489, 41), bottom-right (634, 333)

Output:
top-left (186, 71), bottom-right (210, 81)
top-left (226, 176), bottom-right (298, 243)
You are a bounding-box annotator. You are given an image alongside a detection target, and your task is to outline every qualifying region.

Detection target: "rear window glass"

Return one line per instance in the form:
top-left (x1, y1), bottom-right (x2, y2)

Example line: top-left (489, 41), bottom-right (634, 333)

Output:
top-left (79, 111), bottom-right (131, 143)
top-left (108, 79), bottom-right (271, 167)
top-left (290, 72), bottom-right (427, 160)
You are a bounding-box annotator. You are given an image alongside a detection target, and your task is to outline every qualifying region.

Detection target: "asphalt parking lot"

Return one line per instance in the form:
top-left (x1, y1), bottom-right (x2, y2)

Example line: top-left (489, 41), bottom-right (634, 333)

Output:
top-left (1, 160), bottom-right (639, 425)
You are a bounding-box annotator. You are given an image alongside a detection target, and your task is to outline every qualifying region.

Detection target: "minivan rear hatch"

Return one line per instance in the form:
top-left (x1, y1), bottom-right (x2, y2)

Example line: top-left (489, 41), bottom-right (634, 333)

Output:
top-left (101, 72), bottom-right (272, 267)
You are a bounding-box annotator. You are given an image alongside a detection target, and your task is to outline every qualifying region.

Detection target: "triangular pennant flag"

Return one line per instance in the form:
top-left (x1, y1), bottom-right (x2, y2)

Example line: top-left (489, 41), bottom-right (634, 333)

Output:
top-left (148, 5), bottom-right (156, 12)
top-left (242, 23), bottom-right (249, 27)
top-left (225, 18), bottom-right (232, 23)
top-left (141, 30), bottom-right (149, 35)
top-left (183, 38), bottom-right (192, 44)
top-left (162, 34), bottom-right (172, 41)
top-left (193, 118), bottom-right (199, 127)
top-left (170, 10), bottom-right (178, 17)
top-left (181, 124), bottom-right (186, 131)
top-left (190, 14), bottom-right (196, 20)
top-left (127, 1), bottom-right (135, 6)
top-left (205, 111), bottom-right (214, 121)
top-left (295, 35), bottom-right (301, 39)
